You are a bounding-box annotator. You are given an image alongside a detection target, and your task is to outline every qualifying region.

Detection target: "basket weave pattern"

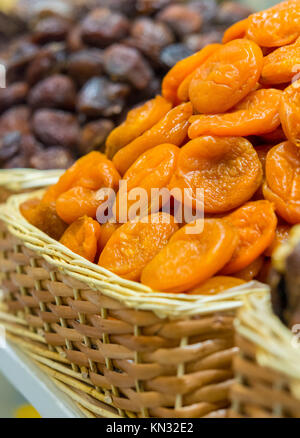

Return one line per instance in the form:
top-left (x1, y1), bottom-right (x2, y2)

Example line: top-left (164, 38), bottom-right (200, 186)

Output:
top-left (230, 296), bottom-right (300, 418)
top-left (0, 191), bottom-right (269, 418)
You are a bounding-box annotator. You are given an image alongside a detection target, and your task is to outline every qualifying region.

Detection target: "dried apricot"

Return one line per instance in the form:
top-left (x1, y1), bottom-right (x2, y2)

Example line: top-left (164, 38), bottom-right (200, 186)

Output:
top-left (162, 44), bottom-right (221, 104)
top-left (189, 276), bottom-right (245, 296)
top-left (169, 136), bottom-right (263, 213)
top-left (263, 141), bottom-right (300, 223)
top-left (222, 18), bottom-right (249, 44)
top-left (234, 256), bottom-right (264, 281)
top-left (221, 200), bottom-right (277, 275)
top-left (98, 213), bottom-right (178, 281)
top-left (112, 102), bottom-right (192, 175)
top-left (141, 219), bottom-right (239, 293)
top-left (246, 0), bottom-right (300, 48)
top-left (188, 39), bottom-right (263, 114)
top-left (105, 96), bottom-right (172, 159)
top-left (60, 216), bottom-right (101, 262)
top-left (56, 186), bottom-right (103, 224)
top-left (20, 198), bottom-right (67, 240)
top-left (265, 224), bottom-right (291, 257)
top-left (280, 81), bottom-right (300, 147)
top-left (114, 144), bottom-right (179, 222)
top-left (43, 151), bottom-right (120, 203)
top-left (188, 89), bottom-right (282, 137)
top-left (261, 37), bottom-right (300, 84)
top-left (98, 222), bottom-right (120, 252)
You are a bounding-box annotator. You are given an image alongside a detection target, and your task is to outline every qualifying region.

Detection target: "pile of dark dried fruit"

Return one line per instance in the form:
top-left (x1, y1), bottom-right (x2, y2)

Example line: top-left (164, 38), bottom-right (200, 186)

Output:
top-left (0, 0), bottom-right (251, 170)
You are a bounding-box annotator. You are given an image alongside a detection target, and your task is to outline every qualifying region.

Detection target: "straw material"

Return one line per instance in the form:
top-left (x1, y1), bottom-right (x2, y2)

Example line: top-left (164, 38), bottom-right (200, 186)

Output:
top-left (230, 294), bottom-right (300, 418)
top-left (0, 189), bottom-right (270, 418)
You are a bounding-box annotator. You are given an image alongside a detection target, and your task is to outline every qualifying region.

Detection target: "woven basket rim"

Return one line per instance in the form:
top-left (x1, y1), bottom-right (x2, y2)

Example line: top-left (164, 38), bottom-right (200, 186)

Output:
top-left (235, 294), bottom-right (300, 395)
top-left (0, 190), bottom-right (269, 319)
top-left (0, 169), bottom-right (64, 192)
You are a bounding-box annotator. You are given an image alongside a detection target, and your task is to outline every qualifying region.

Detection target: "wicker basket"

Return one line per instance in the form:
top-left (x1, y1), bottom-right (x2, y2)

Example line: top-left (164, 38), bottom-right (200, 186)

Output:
top-left (229, 294), bottom-right (300, 418)
top-left (0, 190), bottom-right (269, 418)
top-left (0, 169), bottom-right (64, 203)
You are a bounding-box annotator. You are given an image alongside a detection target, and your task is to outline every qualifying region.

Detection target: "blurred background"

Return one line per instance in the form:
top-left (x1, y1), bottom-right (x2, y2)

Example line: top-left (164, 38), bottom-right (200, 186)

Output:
top-left (0, 0), bottom-right (283, 418)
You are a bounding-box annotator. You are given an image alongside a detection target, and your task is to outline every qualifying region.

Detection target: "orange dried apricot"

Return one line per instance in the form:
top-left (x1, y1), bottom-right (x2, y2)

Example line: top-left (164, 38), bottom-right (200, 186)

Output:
top-left (234, 256), bottom-right (264, 282)
top-left (98, 222), bottom-right (120, 252)
top-left (141, 219), bottom-right (239, 293)
top-left (162, 44), bottom-right (221, 104)
top-left (112, 102), bottom-right (192, 175)
top-left (20, 198), bottom-right (67, 241)
top-left (114, 144), bottom-right (179, 222)
top-left (257, 126), bottom-right (286, 144)
top-left (43, 151), bottom-right (120, 203)
top-left (188, 39), bottom-right (263, 114)
top-left (60, 216), bottom-right (101, 262)
top-left (56, 186), bottom-right (103, 224)
top-left (105, 96), bottom-right (172, 159)
top-left (169, 136), bottom-right (263, 213)
top-left (261, 37), bottom-right (300, 84)
top-left (222, 18), bottom-right (249, 44)
top-left (98, 213), bottom-right (178, 281)
top-left (264, 224), bottom-right (290, 257)
top-left (263, 141), bottom-right (300, 223)
top-left (245, 0), bottom-right (300, 48)
top-left (189, 276), bottom-right (246, 295)
top-left (280, 81), bottom-right (300, 147)
top-left (188, 89), bottom-right (282, 137)
top-left (221, 200), bottom-right (277, 275)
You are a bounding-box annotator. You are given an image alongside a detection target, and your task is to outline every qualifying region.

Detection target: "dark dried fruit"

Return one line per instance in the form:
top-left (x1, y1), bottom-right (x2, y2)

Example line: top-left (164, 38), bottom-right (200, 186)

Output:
top-left (79, 119), bottom-right (114, 155)
top-left (0, 82), bottom-right (28, 113)
top-left (77, 77), bottom-right (130, 117)
top-left (103, 44), bottom-right (153, 90)
top-left (26, 43), bottom-right (67, 85)
top-left (136, 0), bottom-right (171, 14)
top-left (96, 0), bottom-right (137, 16)
top-left (157, 5), bottom-right (203, 37)
top-left (0, 106), bottom-right (31, 137)
top-left (188, 0), bottom-right (218, 23)
top-left (3, 153), bottom-right (29, 169)
top-left (28, 74), bottom-right (77, 110)
top-left (160, 43), bottom-right (193, 68)
top-left (81, 8), bottom-right (130, 47)
top-left (185, 30), bottom-right (223, 52)
top-left (32, 109), bottom-right (80, 149)
top-left (19, 134), bottom-right (43, 159)
top-left (66, 24), bottom-right (85, 52)
top-left (126, 17), bottom-right (174, 62)
top-left (31, 17), bottom-right (71, 45)
top-left (216, 1), bottom-right (252, 26)
top-left (67, 48), bottom-right (104, 85)
top-left (7, 41), bottom-right (39, 81)
top-left (30, 146), bottom-right (75, 170)
top-left (0, 132), bottom-right (21, 162)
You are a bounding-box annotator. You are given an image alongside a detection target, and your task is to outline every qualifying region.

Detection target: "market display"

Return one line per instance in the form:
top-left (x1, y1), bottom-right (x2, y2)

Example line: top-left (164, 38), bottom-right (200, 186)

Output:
top-left (0, 0), bottom-right (251, 170)
top-left (18, 0), bottom-right (300, 295)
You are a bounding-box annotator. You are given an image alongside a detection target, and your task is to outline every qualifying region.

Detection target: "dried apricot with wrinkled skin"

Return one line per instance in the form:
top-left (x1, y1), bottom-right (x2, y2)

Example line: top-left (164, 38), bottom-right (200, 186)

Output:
top-left (20, 198), bottom-right (67, 240)
top-left (280, 81), bottom-right (300, 147)
top-left (162, 44), bottom-right (221, 104)
top-left (141, 219), bottom-right (239, 293)
top-left (189, 276), bottom-right (245, 296)
top-left (245, 0), bottom-right (300, 48)
top-left (221, 200), bottom-right (277, 275)
top-left (234, 256), bottom-right (264, 282)
top-left (98, 213), bottom-right (178, 281)
top-left (105, 96), bottom-right (172, 159)
top-left (60, 216), bottom-right (101, 262)
top-left (114, 144), bottom-right (179, 222)
top-left (222, 18), bottom-right (249, 44)
top-left (113, 102), bottom-right (192, 176)
top-left (43, 151), bottom-right (120, 203)
top-left (188, 89), bottom-right (282, 138)
top-left (56, 186), bottom-right (103, 224)
top-left (169, 136), bottom-right (263, 214)
top-left (188, 39), bottom-right (263, 114)
top-left (264, 224), bottom-right (290, 257)
top-left (263, 141), bottom-right (300, 224)
top-left (261, 37), bottom-right (300, 85)
top-left (98, 222), bottom-right (120, 253)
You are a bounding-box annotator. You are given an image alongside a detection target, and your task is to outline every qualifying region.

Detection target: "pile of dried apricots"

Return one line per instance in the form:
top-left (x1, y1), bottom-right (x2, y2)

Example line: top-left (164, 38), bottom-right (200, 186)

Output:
top-left (21, 0), bottom-right (300, 295)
